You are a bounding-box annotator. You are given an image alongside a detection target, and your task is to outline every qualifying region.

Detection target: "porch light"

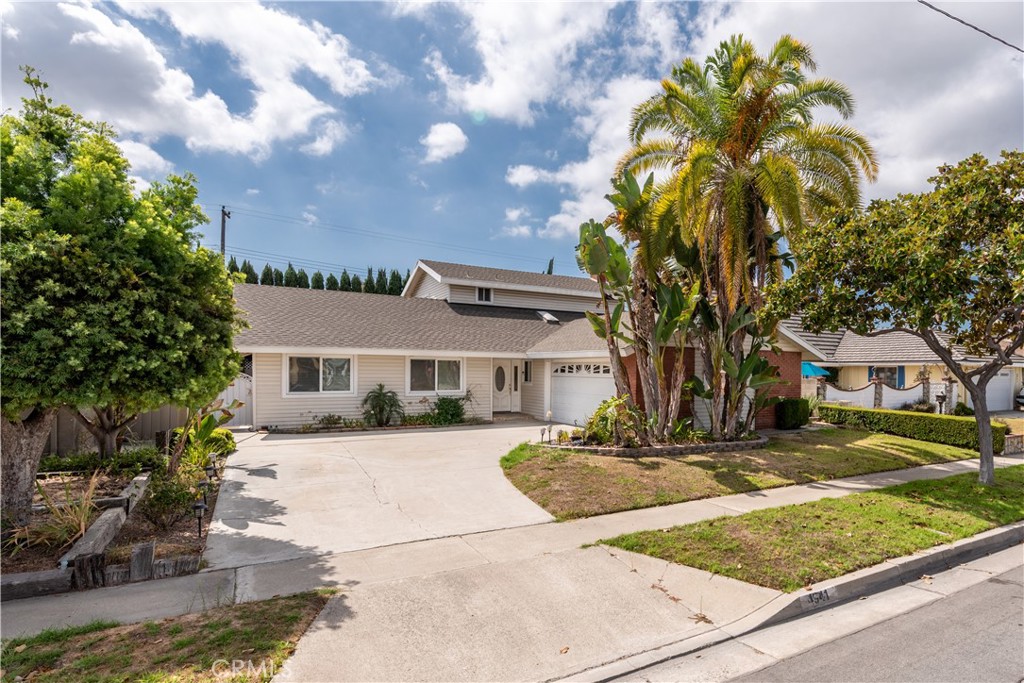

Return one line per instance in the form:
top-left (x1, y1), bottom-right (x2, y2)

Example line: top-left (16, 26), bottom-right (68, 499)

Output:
top-left (193, 501), bottom-right (208, 539)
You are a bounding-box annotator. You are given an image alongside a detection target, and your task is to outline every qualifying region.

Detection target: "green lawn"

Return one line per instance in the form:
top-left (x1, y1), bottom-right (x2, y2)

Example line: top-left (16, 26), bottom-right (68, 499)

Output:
top-left (0, 591), bottom-right (332, 682)
top-left (602, 465), bottom-right (1024, 592)
top-left (501, 428), bottom-right (978, 520)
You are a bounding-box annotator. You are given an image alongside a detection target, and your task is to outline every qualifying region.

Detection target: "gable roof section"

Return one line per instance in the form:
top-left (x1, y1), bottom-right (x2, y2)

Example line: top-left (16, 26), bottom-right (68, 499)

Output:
top-left (411, 259), bottom-right (599, 297)
top-left (233, 284), bottom-right (586, 356)
top-left (527, 317), bottom-right (608, 356)
top-left (830, 330), bottom-right (953, 364)
top-left (778, 315), bottom-right (844, 360)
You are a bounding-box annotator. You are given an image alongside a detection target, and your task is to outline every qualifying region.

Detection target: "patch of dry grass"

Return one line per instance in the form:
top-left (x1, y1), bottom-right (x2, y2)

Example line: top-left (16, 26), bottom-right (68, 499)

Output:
top-left (502, 428), bottom-right (976, 520)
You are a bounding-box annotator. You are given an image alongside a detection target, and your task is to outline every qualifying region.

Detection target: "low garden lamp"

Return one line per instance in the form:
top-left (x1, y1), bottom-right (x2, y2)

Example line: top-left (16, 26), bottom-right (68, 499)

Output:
top-left (192, 501), bottom-right (208, 539)
top-left (540, 427), bottom-right (547, 444)
top-left (205, 458), bottom-right (218, 480)
top-left (197, 479), bottom-right (210, 507)
top-left (936, 392), bottom-right (947, 414)
top-left (546, 411), bottom-right (553, 443)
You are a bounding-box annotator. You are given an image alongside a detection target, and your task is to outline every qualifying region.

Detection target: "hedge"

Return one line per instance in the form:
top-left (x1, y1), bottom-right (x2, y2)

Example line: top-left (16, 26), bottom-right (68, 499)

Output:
top-left (818, 405), bottom-right (1006, 453)
top-left (776, 398), bottom-right (811, 430)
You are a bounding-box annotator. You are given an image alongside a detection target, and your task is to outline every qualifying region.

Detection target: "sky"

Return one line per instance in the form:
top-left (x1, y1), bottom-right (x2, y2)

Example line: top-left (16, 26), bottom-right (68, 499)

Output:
top-left (2, 1), bottom-right (1022, 279)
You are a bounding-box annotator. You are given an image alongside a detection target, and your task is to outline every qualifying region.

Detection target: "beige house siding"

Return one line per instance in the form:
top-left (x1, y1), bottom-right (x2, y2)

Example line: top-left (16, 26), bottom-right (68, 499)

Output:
top-left (447, 284), bottom-right (599, 313)
top-left (521, 361), bottom-right (548, 419)
top-left (253, 353), bottom-right (492, 428)
top-left (408, 275), bottom-right (449, 299)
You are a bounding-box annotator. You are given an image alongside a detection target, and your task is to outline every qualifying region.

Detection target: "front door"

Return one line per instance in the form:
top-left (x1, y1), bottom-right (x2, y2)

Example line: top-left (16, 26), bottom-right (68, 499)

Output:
top-left (493, 360), bottom-right (511, 412)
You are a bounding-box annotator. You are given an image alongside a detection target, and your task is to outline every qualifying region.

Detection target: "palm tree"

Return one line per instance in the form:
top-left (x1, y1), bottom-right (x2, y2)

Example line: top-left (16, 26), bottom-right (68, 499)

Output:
top-left (621, 34), bottom-right (877, 315)
top-left (619, 34), bottom-right (877, 438)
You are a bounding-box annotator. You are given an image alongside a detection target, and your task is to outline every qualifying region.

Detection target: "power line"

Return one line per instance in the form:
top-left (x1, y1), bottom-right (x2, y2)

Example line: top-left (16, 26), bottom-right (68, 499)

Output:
top-left (219, 246), bottom-right (369, 274)
top-left (917, 0), bottom-right (1024, 53)
top-left (220, 205), bottom-right (551, 268)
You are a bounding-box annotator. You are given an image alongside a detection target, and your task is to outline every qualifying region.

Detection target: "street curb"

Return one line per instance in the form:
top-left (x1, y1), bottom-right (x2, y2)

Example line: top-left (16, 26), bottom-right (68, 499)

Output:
top-left (558, 521), bottom-right (1024, 683)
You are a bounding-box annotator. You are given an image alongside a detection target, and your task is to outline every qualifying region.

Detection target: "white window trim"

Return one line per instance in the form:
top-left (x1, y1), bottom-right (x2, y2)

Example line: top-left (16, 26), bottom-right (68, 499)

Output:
top-left (281, 355), bottom-right (357, 398)
top-left (476, 287), bottom-right (492, 303)
top-left (406, 357), bottom-right (467, 396)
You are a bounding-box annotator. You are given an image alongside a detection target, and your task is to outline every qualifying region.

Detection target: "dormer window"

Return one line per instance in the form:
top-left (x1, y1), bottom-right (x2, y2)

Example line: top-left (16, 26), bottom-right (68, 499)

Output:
top-left (476, 287), bottom-right (492, 303)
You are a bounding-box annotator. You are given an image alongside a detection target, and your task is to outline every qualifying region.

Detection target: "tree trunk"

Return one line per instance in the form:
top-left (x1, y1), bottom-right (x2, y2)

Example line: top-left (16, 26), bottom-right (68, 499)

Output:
top-left (1, 408), bottom-right (57, 528)
top-left (74, 405), bottom-right (137, 459)
top-left (969, 388), bottom-right (996, 486)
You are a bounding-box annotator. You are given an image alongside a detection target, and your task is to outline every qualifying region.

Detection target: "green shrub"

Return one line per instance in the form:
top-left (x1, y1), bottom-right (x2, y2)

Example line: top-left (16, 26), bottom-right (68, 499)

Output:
top-left (583, 396), bottom-right (644, 446)
top-left (952, 401), bottom-right (975, 416)
top-left (138, 474), bottom-right (196, 530)
top-left (775, 398), bottom-right (811, 430)
top-left (430, 396), bottom-right (466, 425)
top-left (819, 405), bottom-right (1006, 453)
top-left (38, 447), bottom-right (166, 476)
top-left (362, 384), bottom-right (405, 427)
top-left (171, 427), bottom-right (235, 455)
top-left (898, 401), bottom-right (937, 414)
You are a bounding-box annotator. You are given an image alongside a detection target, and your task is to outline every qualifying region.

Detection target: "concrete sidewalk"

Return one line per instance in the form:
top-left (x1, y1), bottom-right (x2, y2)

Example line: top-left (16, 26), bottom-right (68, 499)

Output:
top-left (2, 455), bottom-right (1019, 642)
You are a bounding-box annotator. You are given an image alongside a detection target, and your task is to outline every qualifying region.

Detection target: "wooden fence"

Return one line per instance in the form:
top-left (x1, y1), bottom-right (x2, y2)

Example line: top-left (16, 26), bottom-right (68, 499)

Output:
top-left (45, 405), bottom-right (189, 456)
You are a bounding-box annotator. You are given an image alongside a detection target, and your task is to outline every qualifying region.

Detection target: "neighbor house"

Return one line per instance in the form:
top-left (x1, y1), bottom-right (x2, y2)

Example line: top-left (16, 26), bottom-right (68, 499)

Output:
top-left (232, 260), bottom-right (810, 431)
top-left (781, 315), bottom-right (1024, 412)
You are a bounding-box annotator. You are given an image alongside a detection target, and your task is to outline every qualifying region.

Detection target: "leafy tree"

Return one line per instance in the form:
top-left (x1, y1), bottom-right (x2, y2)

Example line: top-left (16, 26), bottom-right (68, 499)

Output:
top-left (325, 273), bottom-right (339, 290)
top-left (1, 70), bottom-right (240, 525)
top-left (311, 270), bottom-right (325, 289)
top-left (273, 267), bottom-right (284, 286)
top-left (773, 151), bottom-right (1024, 485)
top-left (388, 269), bottom-right (404, 295)
top-left (296, 268), bottom-right (310, 288)
top-left (241, 260), bottom-right (259, 284)
top-left (619, 35), bottom-right (877, 440)
top-left (339, 269), bottom-right (352, 291)
top-left (260, 263), bottom-right (274, 285)
top-left (351, 274), bottom-right (363, 292)
top-left (374, 268), bottom-right (388, 294)
top-left (227, 256), bottom-right (239, 273)
top-left (284, 262), bottom-right (299, 287)
top-left (363, 267), bottom-right (376, 294)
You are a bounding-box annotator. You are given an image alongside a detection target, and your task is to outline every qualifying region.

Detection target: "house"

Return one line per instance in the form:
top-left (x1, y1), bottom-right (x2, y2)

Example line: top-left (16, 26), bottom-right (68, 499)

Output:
top-left (781, 315), bottom-right (1024, 412)
top-left (232, 260), bottom-right (809, 431)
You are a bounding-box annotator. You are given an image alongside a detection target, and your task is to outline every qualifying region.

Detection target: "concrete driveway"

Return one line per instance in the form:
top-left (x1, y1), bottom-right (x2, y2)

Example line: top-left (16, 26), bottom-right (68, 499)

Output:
top-left (202, 423), bottom-right (553, 569)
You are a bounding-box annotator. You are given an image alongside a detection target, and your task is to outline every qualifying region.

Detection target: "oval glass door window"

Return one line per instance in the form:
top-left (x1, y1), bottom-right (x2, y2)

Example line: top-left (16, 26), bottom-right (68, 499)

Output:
top-left (494, 366), bottom-right (506, 391)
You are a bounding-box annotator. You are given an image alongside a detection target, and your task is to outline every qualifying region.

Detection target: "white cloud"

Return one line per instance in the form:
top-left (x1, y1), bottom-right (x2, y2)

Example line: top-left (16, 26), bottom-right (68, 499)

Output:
top-left (245, 188), bottom-right (260, 196)
top-left (302, 211), bottom-right (318, 225)
top-left (499, 225), bottom-right (533, 238)
top-left (506, 76), bottom-right (661, 239)
top-left (433, 196), bottom-right (448, 212)
top-left (300, 120), bottom-right (349, 157)
top-left (425, 3), bottom-right (613, 125)
top-left (626, 1), bottom-right (686, 71)
top-left (118, 139), bottom-right (173, 176)
top-left (1, 2), bottom-right (387, 160)
top-left (420, 122), bottom-right (468, 163)
top-left (504, 207), bottom-right (529, 222)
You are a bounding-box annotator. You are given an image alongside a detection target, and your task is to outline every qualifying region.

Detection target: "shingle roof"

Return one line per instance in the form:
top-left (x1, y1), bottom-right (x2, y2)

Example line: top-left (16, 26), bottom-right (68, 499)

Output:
top-left (779, 315), bottom-right (845, 358)
top-left (527, 317), bottom-right (607, 354)
top-left (233, 284), bottom-right (586, 354)
top-left (830, 330), bottom-right (953, 364)
top-left (420, 259), bottom-right (599, 294)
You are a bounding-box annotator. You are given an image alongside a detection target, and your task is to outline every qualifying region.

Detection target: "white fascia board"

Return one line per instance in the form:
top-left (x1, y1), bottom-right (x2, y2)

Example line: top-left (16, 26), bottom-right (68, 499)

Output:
top-left (776, 324), bottom-right (828, 361)
top-left (439, 276), bottom-right (599, 300)
top-left (526, 350), bottom-right (610, 359)
top-left (400, 261), bottom-right (440, 297)
top-left (238, 345), bottom-right (526, 359)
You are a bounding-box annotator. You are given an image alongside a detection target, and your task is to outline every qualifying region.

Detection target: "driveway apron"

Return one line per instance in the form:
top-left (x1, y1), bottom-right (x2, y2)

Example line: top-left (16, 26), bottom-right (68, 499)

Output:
top-left (202, 425), bottom-right (553, 569)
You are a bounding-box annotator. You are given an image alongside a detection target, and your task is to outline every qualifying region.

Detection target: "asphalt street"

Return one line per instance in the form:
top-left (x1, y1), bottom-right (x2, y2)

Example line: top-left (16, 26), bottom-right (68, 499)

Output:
top-left (732, 567), bottom-right (1024, 683)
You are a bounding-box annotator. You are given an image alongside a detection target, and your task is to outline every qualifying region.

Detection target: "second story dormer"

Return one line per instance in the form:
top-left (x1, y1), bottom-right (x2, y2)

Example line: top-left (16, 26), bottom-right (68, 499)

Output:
top-left (402, 260), bottom-right (601, 314)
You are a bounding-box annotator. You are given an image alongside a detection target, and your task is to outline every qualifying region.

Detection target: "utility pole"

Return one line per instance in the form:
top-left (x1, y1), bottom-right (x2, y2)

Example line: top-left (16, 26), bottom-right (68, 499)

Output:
top-left (220, 205), bottom-right (231, 257)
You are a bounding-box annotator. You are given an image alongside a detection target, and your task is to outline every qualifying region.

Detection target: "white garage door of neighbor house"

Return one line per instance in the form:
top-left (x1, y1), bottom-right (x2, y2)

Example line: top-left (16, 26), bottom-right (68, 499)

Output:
top-left (550, 363), bottom-right (616, 426)
top-left (975, 369), bottom-right (1014, 412)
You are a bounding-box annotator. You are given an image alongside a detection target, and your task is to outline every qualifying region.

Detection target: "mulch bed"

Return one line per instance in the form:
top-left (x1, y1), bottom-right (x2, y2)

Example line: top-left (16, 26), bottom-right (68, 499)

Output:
top-left (33, 472), bottom-right (130, 505)
top-left (104, 483), bottom-right (221, 565)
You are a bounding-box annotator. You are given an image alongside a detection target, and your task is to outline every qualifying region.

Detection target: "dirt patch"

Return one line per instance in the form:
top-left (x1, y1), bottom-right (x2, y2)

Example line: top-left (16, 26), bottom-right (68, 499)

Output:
top-left (105, 484), bottom-right (221, 564)
top-left (33, 472), bottom-right (130, 505)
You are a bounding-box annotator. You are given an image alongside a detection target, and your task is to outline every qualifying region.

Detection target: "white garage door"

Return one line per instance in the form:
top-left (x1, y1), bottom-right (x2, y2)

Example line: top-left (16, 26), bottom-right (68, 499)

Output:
top-left (550, 363), bottom-right (616, 426)
top-left (981, 369), bottom-right (1014, 412)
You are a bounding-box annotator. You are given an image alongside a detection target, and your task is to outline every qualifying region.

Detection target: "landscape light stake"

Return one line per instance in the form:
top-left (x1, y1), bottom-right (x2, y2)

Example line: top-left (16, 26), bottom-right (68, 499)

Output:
top-left (197, 479), bottom-right (210, 507)
top-left (193, 501), bottom-right (208, 539)
top-left (205, 461), bottom-right (218, 480)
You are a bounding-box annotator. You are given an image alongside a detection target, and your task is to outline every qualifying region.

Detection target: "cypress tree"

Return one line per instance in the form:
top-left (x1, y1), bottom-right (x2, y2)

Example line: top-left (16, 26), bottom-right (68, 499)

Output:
top-left (243, 260), bottom-right (259, 284)
top-left (375, 268), bottom-right (388, 294)
top-left (311, 271), bottom-right (325, 289)
top-left (273, 268), bottom-right (284, 286)
top-left (284, 263), bottom-right (299, 287)
top-left (339, 269), bottom-right (352, 291)
top-left (325, 273), bottom-right (339, 290)
top-left (404, 269), bottom-right (411, 288)
top-left (296, 268), bottom-right (310, 288)
top-left (387, 269), bottom-right (403, 295)
top-left (351, 274), bottom-right (363, 292)
top-left (363, 267), bottom-right (376, 294)
top-left (227, 256), bottom-right (239, 273)
top-left (260, 263), bottom-right (274, 285)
